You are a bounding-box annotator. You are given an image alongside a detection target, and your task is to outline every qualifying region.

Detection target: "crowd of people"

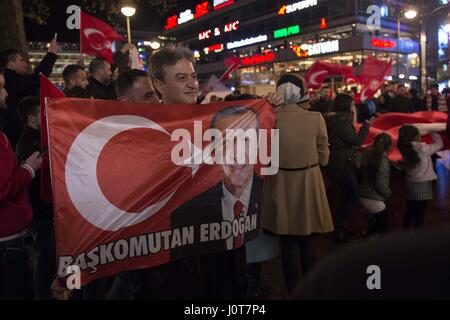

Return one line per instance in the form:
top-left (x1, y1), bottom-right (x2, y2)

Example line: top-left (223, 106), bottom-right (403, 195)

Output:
top-left (310, 82), bottom-right (449, 120)
top-left (1, 37), bottom-right (449, 300)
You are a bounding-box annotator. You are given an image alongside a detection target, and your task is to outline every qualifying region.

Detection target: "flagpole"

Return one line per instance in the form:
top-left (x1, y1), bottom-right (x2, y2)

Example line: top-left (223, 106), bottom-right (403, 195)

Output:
top-left (126, 17), bottom-right (132, 44)
top-left (79, 13), bottom-right (83, 59)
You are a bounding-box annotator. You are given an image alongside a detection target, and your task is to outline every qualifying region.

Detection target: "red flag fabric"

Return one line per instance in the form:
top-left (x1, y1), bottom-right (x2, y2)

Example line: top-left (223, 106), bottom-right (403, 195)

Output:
top-left (305, 60), bottom-right (355, 89)
top-left (40, 74), bottom-right (65, 203)
top-left (220, 56), bottom-right (242, 82)
top-left (47, 98), bottom-right (276, 285)
top-left (80, 12), bottom-right (124, 64)
top-left (224, 56), bottom-right (242, 69)
top-left (356, 112), bottom-right (449, 163)
top-left (359, 56), bottom-right (392, 102)
top-left (343, 74), bottom-right (360, 86)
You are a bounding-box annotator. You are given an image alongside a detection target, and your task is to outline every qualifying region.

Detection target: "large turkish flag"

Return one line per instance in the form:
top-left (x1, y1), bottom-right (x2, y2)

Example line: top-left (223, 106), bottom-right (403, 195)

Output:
top-left (356, 112), bottom-right (449, 162)
top-left (46, 98), bottom-right (275, 285)
top-left (40, 74), bottom-right (64, 203)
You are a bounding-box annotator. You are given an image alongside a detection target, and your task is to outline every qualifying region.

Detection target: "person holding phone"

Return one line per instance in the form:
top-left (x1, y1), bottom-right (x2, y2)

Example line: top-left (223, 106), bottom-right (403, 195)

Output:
top-left (0, 35), bottom-right (59, 148)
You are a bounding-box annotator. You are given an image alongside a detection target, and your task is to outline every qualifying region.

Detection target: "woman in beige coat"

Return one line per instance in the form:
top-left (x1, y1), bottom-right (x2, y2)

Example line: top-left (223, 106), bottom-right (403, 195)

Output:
top-left (262, 74), bottom-right (333, 294)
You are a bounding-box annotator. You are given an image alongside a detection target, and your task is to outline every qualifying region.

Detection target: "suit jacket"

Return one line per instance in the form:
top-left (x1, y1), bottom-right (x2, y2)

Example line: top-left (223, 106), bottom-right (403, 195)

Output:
top-left (170, 174), bottom-right (263, 260)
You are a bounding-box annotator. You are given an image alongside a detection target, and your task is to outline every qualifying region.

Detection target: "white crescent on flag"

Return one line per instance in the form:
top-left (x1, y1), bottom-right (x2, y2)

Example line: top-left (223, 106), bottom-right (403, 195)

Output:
top-left (65, 115), bottom-right (198, 232)
top-left (309, 70), bottom-right (328, 86)
top-left (83, 28), bottom-right (112, 51)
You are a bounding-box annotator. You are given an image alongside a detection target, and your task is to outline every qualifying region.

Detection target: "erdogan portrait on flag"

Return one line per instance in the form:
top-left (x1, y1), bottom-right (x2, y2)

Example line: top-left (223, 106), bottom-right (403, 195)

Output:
top-left (47, 97), bottom-right (274, 286)
top-left (171, 106), bottom-right (263, 259)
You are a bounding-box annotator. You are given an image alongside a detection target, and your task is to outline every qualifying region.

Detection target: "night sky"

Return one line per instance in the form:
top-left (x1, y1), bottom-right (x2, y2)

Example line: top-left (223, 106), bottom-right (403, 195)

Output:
top-left (24, 0), bottom-right (240, 42)
top-left (24, 0), bottom-right (186, 42)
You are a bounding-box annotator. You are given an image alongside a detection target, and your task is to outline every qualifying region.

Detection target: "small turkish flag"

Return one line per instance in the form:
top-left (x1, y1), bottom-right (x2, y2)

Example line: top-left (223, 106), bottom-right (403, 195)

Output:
top-left (40, 74), bottom-right (64, 203)
top-left (47, 98), bottom-right (275, 285)
top-left (80, 12), bottom-right (124, 64)
top-left (305, 60), bottom-right (355, 89)
top-left (359, 57), bottom-right (392, 102)
top-left (220, 56), bottom-right (242, 81)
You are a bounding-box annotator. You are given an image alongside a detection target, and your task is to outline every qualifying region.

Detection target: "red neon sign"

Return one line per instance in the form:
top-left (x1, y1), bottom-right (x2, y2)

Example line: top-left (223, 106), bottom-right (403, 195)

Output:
top-left (242, 52), bottom-right (276, 66)
top-left (320, 18), bottom-right (328, 29)
top-left (214, 0), bottom-right (234, 10)
top-left (194, 1), bottom-right (209, 18)
top-left (165, 15), bottom-right (178, 30)
top-left (204, 44), bottom-right (224, 54)
top-left (371, 38), bottom-right (397, 48)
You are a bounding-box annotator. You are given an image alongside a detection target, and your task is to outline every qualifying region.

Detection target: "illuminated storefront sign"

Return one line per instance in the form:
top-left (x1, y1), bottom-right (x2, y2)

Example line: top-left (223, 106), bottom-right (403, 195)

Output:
top-left (214, 0), bottom-right (234, 10)
top-left (165, 15), bottom-right (178, 30)
top-left (242, 52), bottom-right (276, 65)
top-left (274, 25), bottom-right (300, 39)
top-left (278, 0), bottom-right (318, 15)
top-left (292, 40), bottom-right (340, 57)
top-left (371, 38), bottom-right (396, 48)
top-left (165, 1), bottom-right (210, 30)
top-left (194, 1), bottom-right (209, 18)
top-left (204, 43), bottom-right (224, 54)
top-left (227, 35), bottom-right (268, 49)
top-left (178, 9), bottom-right (194, 24)
top-left (199, 30), bottom-right (212, 40)
top-left (199, 21), bottom-right (239, 40)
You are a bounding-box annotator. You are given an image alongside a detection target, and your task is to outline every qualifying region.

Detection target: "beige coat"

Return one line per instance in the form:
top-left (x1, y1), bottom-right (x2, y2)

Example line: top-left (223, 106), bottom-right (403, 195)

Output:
top-left (262, 104), bottom-right (334, 236)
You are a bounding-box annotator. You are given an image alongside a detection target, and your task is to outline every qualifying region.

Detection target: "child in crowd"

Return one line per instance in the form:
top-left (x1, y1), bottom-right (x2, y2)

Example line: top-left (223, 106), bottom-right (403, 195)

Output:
top-left (359, 133), bottom-right (393, 237)
top-left (397, 125), bottom-right (444, 229)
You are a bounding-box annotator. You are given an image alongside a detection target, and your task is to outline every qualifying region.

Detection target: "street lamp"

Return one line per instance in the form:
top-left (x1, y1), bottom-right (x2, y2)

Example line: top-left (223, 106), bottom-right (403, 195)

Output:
top-left (121, 0), bottom-right (137, 44)
top-left (150, 41), bottom-right (161, 50)
top-left (404, 3), bottom-right (450, 94)
top-left (404, 7), bottom-right (418, 20)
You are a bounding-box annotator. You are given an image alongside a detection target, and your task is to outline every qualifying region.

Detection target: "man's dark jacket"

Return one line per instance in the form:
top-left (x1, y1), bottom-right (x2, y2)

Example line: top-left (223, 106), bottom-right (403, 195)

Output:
top-left (87, 76), bottom-right (117, 100)
top-left (2, 53), bottom-right (57, 147)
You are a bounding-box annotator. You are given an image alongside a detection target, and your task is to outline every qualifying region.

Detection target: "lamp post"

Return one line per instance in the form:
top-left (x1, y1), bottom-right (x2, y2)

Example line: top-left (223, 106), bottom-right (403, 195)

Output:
top-left (121, 1), bottom-right (137, 44)
top-left (404, 3), bottom-right (450, 94)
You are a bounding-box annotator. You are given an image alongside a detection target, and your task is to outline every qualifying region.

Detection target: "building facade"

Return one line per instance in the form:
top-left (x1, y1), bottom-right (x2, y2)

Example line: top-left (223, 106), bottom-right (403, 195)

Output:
top-left (162, 0), bottom-right (421, 92)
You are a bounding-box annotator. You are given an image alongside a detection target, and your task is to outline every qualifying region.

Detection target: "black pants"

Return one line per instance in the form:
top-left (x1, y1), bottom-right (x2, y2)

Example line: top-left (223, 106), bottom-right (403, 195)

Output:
top-left (0, 237), bottom-right (33, 300)
top-left (246, 262), bottom-right (262, 298)
top-left (280, 235), bottom-right (315, 295)
top-left (32, 219), bottom-right (56, 300)
top-left (367, 209), bottom-right (389, 236)
top-left (335, 174), bottom-right (360, 233)
top-left (404, 200), bottom-right (428, 230)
